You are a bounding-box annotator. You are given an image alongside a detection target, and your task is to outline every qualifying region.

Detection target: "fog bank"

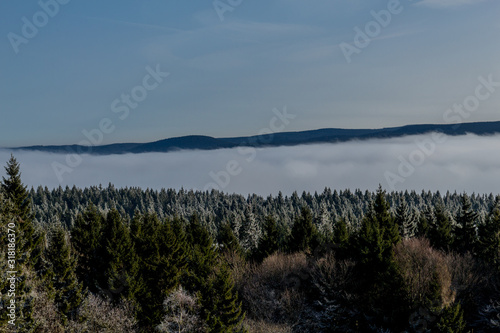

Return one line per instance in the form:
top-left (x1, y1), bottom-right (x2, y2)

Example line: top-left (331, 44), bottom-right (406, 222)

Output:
top-left (1, 134), bottom-right (499, 196)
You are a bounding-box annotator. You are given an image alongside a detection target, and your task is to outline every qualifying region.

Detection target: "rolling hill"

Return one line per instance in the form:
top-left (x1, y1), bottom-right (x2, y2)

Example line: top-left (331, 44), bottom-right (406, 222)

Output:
top-left (12, 120), bottom-right (500, 155)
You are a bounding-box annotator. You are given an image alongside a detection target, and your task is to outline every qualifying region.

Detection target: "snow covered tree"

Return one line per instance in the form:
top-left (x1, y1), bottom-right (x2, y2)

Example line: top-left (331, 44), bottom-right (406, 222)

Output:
top-left (239, 207), bottom-right (261, 253)
top-left (395, 200), bottom-right (417, 239)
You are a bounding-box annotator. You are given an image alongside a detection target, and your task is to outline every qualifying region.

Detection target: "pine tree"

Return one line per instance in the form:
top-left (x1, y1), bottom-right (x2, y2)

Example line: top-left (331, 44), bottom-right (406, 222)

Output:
top-left (134, 213), bottom-right (188, 327)
top-left (332, 217), bottom-right (349, 258)
top-left (71, 203), bottom-right (103, 292)
top-left (453, 194), bottom-right (478, 254)
top-left (46, 226), bottom-right (85, 323)
top-left (358, 186), bottom-right (400, 264)
top-left (1, 155), bottom-right (43, 268)
top-left (428, 204), bottom-right (453, 251)
top-left (96, 209), bottom-right (141, 303)
top-left (202, 263), bottom-right (245, 333)
top-left (218, 221), bottom-right (243, 255)
top-left (2, 154), bottom-right (31, 221)
top-left (289, 206), bottom-right (318, 253)
top-left (184, 214), bottom-right (219, 294)
top-left (354, 186), bottom-right (406, 329)
top-left (395, 200), bottom-right (417, 239)
top-left (317, 201), bottom-right (333, 238)
top-left (477, 195), bottom-right (500, 270)
top-left (239, 207), bottom-right (261, 253)
top-left (255, 215), bottom-right (280, 262)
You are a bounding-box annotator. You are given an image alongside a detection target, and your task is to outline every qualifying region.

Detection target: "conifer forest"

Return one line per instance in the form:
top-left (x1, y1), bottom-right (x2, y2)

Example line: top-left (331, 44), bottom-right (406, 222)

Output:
top-left (2, 155), bottom-right (500, 332)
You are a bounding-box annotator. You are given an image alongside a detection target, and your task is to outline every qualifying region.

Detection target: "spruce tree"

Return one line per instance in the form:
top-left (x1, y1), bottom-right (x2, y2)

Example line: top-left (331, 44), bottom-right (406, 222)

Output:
top-left (2, 154), bottom-right (31, 221)
top-left (428, 204), bottom-right (453, 251)
top-left (184, 214), bottom-right (219, 294)
top-left (332, 217), bottom-right (349, 258)
top-left (218, 221), bottom-right (243, 256)
top-left (477, 195), bottom-right (500, 270)
top-left (395, 200), bottom-right (417, 239)
top-left (46, 226), bottom-right (85, 323)
top-left (133, 213), bottom-right (188, 327)
top-left (239, 207), bottom-right (261, 253)
top-left (1, 155), bottom-right (43, 268)
top-left (453, 194), bottom-right (478, 254)
top-left (97, 209), bottom-right (141, 303)
top-left (202, 263), bottom-right (245, 333)
top-left (71, 203), bottom-right (103, 292)
top-left (358, 186), bottom-right (400, 265)
top-left (354, 187), bottom-right (406, 329)
top-left (416, 205), bottom-right (434, 239)
top-left (289, 206), bottom-right (318, 253)
top-left (254, 215), bottom-right (280, 262)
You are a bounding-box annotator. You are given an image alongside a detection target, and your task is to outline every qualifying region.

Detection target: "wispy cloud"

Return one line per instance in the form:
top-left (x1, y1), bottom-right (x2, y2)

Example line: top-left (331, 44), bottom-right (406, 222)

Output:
top-left (416, 0), bottom-right (487, 8)
top-left (83, 16), bottom-right (184, 33)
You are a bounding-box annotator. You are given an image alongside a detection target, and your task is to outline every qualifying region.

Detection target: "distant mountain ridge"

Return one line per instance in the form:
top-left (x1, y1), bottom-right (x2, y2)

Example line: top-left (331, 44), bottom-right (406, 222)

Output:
top-left (12, 120), bottom-right (500, 155)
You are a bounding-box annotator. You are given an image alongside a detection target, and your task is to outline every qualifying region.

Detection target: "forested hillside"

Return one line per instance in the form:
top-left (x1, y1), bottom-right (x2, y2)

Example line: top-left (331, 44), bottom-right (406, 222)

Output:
top-left (2, 155), bottom-right (500, 332)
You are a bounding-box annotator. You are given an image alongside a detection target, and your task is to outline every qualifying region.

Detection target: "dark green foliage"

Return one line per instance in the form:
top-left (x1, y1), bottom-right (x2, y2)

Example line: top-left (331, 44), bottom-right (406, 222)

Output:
top-left (202, 264), bottom-right (245, 333)
top-left (356, 187), bottom-right (400, 269)
top-left (453, 194), bottom-right (479, 254)
top-left (133, 213), bottom-right (188, 327)
top-left (184, 215), bottom-right (246, 331)
top-left (46, 226), bottom-right (85, 322)
top-left (1, 155), bottom-right (43, 268)
top-left (184, 214), bottom-right (219, 293)
top-left (96, 209), bottom-right (141, 303)
top-left (219, 221), bottom-right (243, 256)
top-left (2, 154), bottom-right (31, 221)
top-left (354, 187), bottom-right (406, 329)
top-left (417, 211), bottom-right (430, 238)
top-left (254, 215), bottom-right (280, 262)
top-left (71, 204), bottom-right (103, 292)
top-left (428, 204), bottom-right (453, 251)
top-left (477, 196), bottom-right (500, 270)
top-left (289, 206), bottom-right (318, 253)
top-left (332, 217), bottom-right (349, 256)
top-left (436, 303), bottom-right (466, 333)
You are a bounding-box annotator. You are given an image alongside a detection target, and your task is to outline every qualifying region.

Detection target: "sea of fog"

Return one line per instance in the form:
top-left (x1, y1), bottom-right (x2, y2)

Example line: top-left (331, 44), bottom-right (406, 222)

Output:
top-left (1, 134), bottom-right (499, 196)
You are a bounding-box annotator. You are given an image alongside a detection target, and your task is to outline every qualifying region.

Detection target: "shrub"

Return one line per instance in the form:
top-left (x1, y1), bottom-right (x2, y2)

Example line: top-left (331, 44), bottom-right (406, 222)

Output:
top-left (238, 252), bottom-right (308, 324)
top-left (156, 286), bottom-right (206, 333)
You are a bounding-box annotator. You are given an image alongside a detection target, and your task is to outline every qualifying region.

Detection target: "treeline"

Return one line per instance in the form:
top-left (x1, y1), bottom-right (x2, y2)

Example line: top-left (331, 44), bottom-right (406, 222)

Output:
top-left (1, 155), bottom-right (500, 332)
top-left (28, 181), bottom-right (495, 242)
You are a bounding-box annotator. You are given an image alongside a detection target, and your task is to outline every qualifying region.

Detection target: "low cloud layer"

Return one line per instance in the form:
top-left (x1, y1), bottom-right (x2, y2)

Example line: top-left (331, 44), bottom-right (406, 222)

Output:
top-left (1, 134), bottom-right (499, 196)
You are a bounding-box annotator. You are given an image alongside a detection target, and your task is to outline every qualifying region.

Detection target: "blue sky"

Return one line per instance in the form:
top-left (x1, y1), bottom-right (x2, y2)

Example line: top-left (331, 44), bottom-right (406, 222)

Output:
top-left (1, 0), bottom-right (499, 147)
